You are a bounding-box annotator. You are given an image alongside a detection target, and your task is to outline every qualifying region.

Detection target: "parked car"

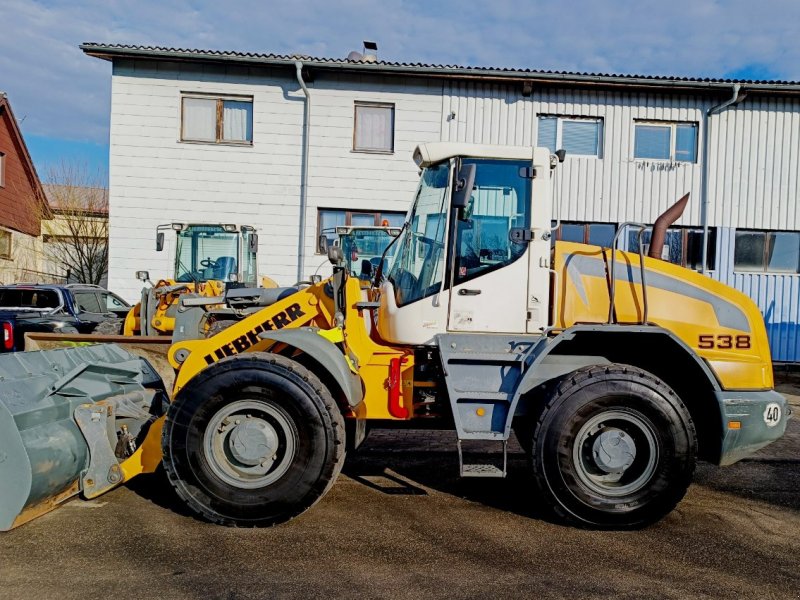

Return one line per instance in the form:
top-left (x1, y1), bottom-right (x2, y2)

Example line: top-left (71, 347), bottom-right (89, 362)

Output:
top-left (0, 283), bottom-right (130, 352)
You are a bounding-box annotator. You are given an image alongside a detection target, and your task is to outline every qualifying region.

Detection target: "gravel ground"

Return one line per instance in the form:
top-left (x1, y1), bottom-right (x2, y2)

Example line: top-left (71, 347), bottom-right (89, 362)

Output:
top-left (0, 379), bottom-right (798, 600)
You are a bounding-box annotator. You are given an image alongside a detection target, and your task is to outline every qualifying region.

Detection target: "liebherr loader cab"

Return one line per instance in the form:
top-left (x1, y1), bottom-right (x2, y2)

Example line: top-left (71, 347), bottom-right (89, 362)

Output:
top-left (0, 143), bottom-right (788, 532)
top-left (123, 223), bottom-right (259, 336)
top-left (169, 223), bottom-right (258, 286)
top-left (379, 144), bottom-right (554, 342)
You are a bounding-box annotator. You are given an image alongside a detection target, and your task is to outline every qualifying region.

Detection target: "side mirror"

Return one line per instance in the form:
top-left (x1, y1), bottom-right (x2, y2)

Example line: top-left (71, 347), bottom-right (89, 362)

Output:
top-left (249, 233), bottom-right (259, 253)
top-left (136, 270), bottom-right (150, 282)
top-left (156, 232), bottom-right (165, 252)
top-left (318, 235), bottom-right (329, 254)
top-left (555, 149), bottom-right (567, 163)
top-left (452, 163), bottom-right (476, 210)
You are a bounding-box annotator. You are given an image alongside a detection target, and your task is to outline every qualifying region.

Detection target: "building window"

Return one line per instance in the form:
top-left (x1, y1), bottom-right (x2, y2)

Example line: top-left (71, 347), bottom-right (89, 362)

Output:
top-left (628, 227), bottom-right (716, 271)
top-left (0, 152), bottom-right (5, 187)
top-left (634, 121), bottom-right (698, 162)
top-left (0, 229), bottom-right (10, 260)
top-left (318, 209), bottom-right (405, 249)
top-left (553, 221), bottom-right (617, 247)
top-left (734, 230), bottom-right (800, 273)
top-left (353, 102), bottom-right (394, 153)
top-left (181, 95), bottom-right (253, 144)
top-left (537, 116), bottom-right (603, 157)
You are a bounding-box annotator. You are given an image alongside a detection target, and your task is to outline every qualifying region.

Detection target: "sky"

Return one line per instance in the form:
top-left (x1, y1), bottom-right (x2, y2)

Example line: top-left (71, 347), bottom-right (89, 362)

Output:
top-left (2, 0), bottom-right (800, 183)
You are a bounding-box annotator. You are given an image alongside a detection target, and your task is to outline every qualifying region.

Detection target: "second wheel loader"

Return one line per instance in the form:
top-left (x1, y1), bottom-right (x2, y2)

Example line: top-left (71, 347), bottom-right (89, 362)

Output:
top-left (0, 142), bottom-right (789, 532)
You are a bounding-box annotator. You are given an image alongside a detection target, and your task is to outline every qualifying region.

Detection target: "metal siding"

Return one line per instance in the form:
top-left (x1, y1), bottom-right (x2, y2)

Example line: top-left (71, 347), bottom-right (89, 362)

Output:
top-left (441, 83), bottom-right (706, 226)
top-left (707, 97), bottom-right (800, 230)
top-left (714, 227), bottom-right (800, 362)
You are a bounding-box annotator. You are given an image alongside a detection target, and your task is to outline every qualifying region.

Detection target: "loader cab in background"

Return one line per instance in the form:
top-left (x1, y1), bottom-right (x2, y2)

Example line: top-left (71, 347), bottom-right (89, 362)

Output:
top-left (378, 145), bottom-right (555, 345)
top-left (158, 223), bottom-right (259, 287)
top-left (323, 226), bottom-right (402, 284)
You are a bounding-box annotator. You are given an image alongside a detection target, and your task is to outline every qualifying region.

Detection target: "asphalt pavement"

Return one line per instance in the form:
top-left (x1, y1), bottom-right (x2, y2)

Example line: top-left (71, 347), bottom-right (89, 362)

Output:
top-left (1, 386), bottom-right (798, 600)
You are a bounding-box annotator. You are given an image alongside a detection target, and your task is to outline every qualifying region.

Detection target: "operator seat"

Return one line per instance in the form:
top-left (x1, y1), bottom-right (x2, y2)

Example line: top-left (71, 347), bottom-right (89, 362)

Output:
top-left (214, 256), bottom-right (238, 280)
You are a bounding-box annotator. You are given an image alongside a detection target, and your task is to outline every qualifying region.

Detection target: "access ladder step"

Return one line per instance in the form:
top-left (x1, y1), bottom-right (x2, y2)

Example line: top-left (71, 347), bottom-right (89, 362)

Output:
top-left (460, 464), bottom-right (505, 478)
top-left (457, 439), bottom-right (508, 478)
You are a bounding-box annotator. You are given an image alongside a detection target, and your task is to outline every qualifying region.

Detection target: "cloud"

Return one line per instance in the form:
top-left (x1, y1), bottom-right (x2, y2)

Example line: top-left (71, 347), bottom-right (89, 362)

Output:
top-left (2, 0), bottom-right (800, 147)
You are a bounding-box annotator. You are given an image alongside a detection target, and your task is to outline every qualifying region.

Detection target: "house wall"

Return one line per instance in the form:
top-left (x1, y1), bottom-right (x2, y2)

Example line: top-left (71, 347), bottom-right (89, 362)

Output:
top-left (0, 227), bottom-right (46, 284)
top-left (107, 62), bottom-right (800, 360)
top-left (108, 60), bottom-right (441, 300)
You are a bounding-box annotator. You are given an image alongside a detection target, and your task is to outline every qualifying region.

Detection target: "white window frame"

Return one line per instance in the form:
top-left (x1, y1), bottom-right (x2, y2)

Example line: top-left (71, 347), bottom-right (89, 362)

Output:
top-left (353, 102), bottom-right (395, 154)
top-left (180, 93), bottom-right (254, 146)
top-left (633, 120), bottom-right (698, 163)
top-left (0, 151), bottom-right (5, 187)
top-left (537, 115), bottom-right (603, 159)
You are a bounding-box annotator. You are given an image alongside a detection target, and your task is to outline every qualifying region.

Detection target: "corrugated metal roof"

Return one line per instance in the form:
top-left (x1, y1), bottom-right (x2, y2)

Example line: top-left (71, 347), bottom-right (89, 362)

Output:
top-left (80, 42), bottom-right (800, 92)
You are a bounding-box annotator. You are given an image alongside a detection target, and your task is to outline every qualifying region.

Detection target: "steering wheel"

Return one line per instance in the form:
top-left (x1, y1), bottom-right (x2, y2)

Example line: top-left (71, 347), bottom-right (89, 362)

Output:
top-left (200, 257), bottom-right (218, 269)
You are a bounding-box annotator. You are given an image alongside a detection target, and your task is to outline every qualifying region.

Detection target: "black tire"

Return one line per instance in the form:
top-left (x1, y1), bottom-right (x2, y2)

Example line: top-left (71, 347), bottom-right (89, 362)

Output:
top-left (162, 352), bottom-right (345, 527)
top-left (94, 318), bottom-right (124, 335)
top-left (529, 364), bottom-right (696, 529)
top-left (204, 318), bottom-right (236, 338)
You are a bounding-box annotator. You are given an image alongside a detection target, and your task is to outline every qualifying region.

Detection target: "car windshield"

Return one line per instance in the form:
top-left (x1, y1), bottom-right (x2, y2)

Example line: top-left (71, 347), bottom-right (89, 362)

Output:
top-left (386, 161), bottom-right (451, 306)
top-left (0, 288), bottom-right (60, 310)
top-left (175, 226), bottom-right (240, 283)
top-left (340, 229), bottom-right (399, 280)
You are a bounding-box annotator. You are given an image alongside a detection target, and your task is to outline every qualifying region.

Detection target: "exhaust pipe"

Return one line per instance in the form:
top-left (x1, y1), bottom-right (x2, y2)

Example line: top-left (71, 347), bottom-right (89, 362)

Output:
top-left (648, 193), bottom-right (690, 259)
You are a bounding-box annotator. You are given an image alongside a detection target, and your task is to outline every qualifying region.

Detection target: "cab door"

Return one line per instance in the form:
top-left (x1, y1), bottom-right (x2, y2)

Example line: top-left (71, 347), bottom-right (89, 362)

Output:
top-left (447, 159), bottom-right (534, 333)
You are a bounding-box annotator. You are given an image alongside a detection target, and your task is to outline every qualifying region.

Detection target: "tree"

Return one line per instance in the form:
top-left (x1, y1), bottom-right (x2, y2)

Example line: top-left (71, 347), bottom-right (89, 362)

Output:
top-left (41, 162), bottom-right (109, 285)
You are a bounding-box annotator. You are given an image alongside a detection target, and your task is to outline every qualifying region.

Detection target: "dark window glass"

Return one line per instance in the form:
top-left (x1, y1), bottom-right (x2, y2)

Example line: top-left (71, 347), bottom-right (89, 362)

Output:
top-left (74, 292), bottom-right (102, 314)
top-left (629, 227), bottom-right (715, 270)
top-left (675, 124), bottom-right (698, 162)
top-left (560, 223), bottom-right (585, 243)
top-left (734, 232), bottom-right (767, 271)
top-left (587, 223), bottom-right (616, 248)
top-left (0, 289), bottom-right (59, 309)
top-left (634, 125), bottom-right (671, 160)
top-left (686, 229), bottom-right (716, 270)
top-left (453, 159), bottom-right (531, 285)
top-left (766, 232), bottom-right (800, 273)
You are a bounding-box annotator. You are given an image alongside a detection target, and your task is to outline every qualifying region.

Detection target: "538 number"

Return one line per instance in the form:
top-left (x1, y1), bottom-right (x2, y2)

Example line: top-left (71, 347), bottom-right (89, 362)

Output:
top-left (698, 334), bottom-right (751, 350)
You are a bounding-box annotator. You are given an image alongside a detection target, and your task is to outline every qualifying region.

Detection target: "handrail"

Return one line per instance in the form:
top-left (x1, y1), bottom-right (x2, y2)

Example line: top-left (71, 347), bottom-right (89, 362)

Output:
top-left (607, 222), bottom-right (650, 325)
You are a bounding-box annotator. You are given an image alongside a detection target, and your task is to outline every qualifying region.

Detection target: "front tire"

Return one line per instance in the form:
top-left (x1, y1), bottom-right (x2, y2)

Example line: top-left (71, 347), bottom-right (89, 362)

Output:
top-left (162, 352), bottom-right (345, 527)
top-left (529, 364), bottom-right (696, 529)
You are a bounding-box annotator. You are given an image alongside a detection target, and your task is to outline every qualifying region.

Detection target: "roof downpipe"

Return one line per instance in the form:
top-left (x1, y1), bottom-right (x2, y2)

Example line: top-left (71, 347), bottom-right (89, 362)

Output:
top-left (295, 60), bottom-right (311, 282)
top-left (701, 83), bottom-right (746, 274)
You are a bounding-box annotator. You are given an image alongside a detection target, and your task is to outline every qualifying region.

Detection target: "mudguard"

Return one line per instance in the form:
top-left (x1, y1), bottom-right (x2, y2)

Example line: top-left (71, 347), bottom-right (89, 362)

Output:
top-left (258, 327), bottom-right (363, 409)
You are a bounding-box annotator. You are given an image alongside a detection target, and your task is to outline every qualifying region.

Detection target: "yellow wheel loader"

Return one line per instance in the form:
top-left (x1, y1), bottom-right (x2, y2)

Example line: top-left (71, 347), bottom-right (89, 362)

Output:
top-left (123, 223), bottom-right (263, 336)
top-left (0, 143), bottom-right (790, 531)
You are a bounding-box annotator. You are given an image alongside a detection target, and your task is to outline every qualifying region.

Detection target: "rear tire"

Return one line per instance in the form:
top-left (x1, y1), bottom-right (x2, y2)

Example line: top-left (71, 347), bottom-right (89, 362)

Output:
top-left (162, 352), bottom-right (345, 527)
top-left (529, 364), bottom-right (696, 529)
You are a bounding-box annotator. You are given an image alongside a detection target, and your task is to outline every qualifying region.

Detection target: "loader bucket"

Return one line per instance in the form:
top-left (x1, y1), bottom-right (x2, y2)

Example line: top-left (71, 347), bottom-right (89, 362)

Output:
top-left (23, 332), bottom-right (174, 390)
top-left (0, 344), bottom-right (165, 531)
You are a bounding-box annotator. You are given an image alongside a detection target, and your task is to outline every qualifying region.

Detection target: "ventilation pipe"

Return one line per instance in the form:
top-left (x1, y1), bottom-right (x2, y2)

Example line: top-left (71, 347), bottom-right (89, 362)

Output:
top-left (295, 61), bottom-right (311, 282)
top-left (700, 83), bottom-right (747, 274)
top-left (648, 193), bottom-right (690, 259)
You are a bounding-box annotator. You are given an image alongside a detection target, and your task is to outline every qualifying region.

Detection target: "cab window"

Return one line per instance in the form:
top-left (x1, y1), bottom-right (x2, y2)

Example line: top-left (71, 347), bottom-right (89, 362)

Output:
top-left (101, 293), bottom-right (128, 310)
top-left (452, 159), bottom-right (531, 285)
top-left (74, 292), bottom-right (102, 314)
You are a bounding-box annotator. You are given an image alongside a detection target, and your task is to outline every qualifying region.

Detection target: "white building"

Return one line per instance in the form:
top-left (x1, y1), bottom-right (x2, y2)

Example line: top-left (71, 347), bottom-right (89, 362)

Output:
top-left (83, 43), bottom-right (800, 361)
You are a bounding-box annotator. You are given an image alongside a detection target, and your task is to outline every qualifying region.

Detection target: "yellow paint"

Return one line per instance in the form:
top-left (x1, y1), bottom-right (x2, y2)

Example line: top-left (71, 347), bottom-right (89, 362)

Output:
top-left (553, 241), bottom-right (773, 390)
top-left (169, 276), bottom-right (414, 421)
top-left (119, 416), bottom-right (165, 479)
top-left (123, 279), bottom-right (228, 337)
top-left (170, 281), bottom-right (337, 392)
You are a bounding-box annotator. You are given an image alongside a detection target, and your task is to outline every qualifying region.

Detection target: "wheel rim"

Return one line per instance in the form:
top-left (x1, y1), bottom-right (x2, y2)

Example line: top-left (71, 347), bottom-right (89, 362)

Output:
top-left (572, 409), bottom-right (659, 498)
top-left (203, 400), bottom-right (297, 489)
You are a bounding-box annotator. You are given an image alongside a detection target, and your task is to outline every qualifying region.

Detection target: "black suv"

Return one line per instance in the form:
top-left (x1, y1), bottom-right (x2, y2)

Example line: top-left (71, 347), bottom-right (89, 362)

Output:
top-left (0, 283), bottom-right (130, 352)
